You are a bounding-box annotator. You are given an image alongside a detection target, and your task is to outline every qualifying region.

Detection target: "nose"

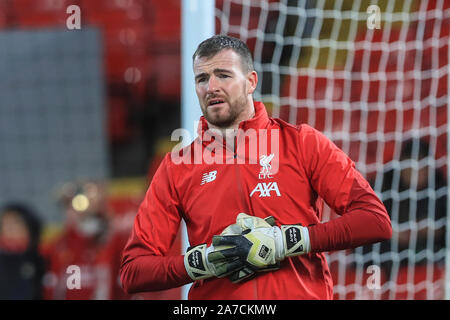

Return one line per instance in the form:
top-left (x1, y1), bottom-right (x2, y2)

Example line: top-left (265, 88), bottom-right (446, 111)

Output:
top-left (206, 75), bottom-right (219, 93)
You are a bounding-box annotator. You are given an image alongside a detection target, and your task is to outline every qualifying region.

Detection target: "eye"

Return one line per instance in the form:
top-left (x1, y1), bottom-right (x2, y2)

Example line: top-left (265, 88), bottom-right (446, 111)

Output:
top-left (219, 74), bottom-right (230, 79)
top-left (196, 77), bottom-right (206, 83)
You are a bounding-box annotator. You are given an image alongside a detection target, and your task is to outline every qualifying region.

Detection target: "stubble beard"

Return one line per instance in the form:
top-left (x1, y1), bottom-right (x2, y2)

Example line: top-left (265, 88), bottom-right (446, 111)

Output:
top-left (202, 89), bottom-right (248, 129)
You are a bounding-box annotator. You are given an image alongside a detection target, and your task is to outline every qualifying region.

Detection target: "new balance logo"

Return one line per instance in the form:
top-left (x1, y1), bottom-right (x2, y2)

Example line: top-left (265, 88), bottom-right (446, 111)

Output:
top-left (250, 182), bottom-right (281, 197)
top-left (201, 170), bottom-right (217, 185)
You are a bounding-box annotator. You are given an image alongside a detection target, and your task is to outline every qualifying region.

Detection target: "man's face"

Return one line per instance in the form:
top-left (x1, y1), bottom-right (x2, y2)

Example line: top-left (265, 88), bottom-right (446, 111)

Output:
top-left (193, 49), bottom-right (257, 128)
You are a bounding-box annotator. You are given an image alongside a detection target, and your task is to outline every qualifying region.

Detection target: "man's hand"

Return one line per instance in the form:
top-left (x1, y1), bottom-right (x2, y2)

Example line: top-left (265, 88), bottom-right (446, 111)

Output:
top-left (185, 213), bottom-right (310, 282)
top-left (209, 216), bottom-right (310, 270)
top-left (220, 213), bottom-right (280, 283)
top-left (220, 213), bottom-right (276, 236)
top-left (184, 243), bottom-right (245, 280)
top-left (208, 227), bottom-right (282, 268)
top-left (185, 213), bottom-right (280, 282)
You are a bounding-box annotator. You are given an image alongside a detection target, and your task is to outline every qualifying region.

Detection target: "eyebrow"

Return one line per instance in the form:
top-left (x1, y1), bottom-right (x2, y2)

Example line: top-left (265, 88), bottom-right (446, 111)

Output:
top-left (213, 68), bottom-right (233, 74)
top-left (195, 68), bottom-right (233, 80)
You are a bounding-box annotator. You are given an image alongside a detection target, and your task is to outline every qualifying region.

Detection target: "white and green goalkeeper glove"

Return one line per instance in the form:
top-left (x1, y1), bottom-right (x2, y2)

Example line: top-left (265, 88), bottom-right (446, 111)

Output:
top-left (184, 213), bottom-right (279, 281)
top-left (184, 243), bottom-right (245, 280)
top-left (220, 213), bottom-right (280, 283)
top-left (208, 218), bottom-right (311, 270)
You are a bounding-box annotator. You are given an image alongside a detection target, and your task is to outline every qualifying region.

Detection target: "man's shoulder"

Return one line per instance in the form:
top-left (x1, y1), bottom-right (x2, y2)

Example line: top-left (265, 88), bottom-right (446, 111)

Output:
top-left (268, 119), bottom-right (337, 155)
top-left (166, 138), bottom-right (200, 162)
top-left (162, 139), bottom-right (206, 177)
top-left (269, 117), bottom-right (318, 136)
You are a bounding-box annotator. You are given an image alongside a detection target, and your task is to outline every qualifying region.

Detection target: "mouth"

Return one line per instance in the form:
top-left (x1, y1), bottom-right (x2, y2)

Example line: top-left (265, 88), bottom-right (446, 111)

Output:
top-left (207, 98), bottom-right (226, 108)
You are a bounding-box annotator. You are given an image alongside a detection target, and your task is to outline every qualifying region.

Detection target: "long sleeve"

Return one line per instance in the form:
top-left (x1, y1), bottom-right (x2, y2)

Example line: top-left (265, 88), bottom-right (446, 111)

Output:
top-left (297, 125), bottom-right (392, 252)
top-left (120, 229), bottom-right (191, 293)
top-left (119, 154), bottom-right (191, 293)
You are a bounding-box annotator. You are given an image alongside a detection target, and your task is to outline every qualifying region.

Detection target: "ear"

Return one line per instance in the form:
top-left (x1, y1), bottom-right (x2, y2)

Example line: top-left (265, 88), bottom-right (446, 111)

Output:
top-left (246, 71), bottom-right (258, 94)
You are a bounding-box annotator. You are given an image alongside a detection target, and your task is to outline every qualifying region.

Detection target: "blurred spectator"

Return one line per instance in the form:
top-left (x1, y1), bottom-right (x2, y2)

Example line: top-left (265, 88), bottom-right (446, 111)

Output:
top-left (0, 203), bottom-right (45, 299)
top-left (42, 180), bottom-right (130, 299)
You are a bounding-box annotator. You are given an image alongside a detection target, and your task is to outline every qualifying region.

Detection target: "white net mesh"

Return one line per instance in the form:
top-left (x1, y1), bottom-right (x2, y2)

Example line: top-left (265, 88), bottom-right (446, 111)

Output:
top-left (216, 0), bottom-right (448, 299)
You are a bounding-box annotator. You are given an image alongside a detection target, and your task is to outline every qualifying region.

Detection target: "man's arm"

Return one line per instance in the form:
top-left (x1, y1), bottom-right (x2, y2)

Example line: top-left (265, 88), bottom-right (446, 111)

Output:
top-left (119, 154), bottom-right (191, 294)
top-left (120, 228), bottom-right (191, 293)
top-left (307, 169), bottom-right (393, 252)
top-left (297, 124), bottom-right (392, 253)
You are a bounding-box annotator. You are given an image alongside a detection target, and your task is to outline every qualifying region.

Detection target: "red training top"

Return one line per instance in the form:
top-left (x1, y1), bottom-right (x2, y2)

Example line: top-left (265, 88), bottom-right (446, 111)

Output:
top-left (120, 101), bottom-right (391, 299)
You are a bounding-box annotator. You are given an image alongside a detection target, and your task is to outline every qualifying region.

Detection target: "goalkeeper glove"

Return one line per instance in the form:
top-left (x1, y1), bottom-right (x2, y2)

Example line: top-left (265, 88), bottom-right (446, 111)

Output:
top-left (184, 243), bottom-right (246, 280)
top-left (220, 213), bottom-right (276, 236)
top-left (208, 222), bottom-right (310, 270)
top-left (184, 213), bottom-right (279, 281)
top-left (184, 213), bottom-right (265, 281)
top-left (220, 213), bottom-right (280, 283)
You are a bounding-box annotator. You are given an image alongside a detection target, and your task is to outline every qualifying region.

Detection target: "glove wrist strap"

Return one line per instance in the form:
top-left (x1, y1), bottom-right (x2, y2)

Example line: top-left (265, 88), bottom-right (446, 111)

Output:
top-left (184, 244), bottom-right (214, 280)
top-left (280, 225), bottom-right (310, 257)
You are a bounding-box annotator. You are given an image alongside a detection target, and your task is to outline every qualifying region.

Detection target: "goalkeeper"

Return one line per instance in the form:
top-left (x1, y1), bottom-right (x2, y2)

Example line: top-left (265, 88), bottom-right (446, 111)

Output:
top-left (120, 35), bottom-right (392, 299)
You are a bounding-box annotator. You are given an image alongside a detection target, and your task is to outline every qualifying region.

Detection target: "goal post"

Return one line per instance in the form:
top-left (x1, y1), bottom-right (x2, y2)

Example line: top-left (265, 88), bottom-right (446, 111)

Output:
top-left (181, 0), bottom-right (215, 300)
top-left (214, 0), bottom-right (449, 300)
top-left (446, 34), bottom-right (450, 301)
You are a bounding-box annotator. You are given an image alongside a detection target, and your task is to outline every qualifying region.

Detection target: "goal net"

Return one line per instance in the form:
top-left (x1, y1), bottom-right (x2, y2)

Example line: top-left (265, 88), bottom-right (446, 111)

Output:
top-left (215, 0), bottom-right (449, 299)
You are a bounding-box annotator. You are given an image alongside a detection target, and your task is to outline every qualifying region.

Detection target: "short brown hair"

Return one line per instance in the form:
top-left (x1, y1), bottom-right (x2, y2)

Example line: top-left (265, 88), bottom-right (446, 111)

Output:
top-left (192, 35), bottom-right (254, 73)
